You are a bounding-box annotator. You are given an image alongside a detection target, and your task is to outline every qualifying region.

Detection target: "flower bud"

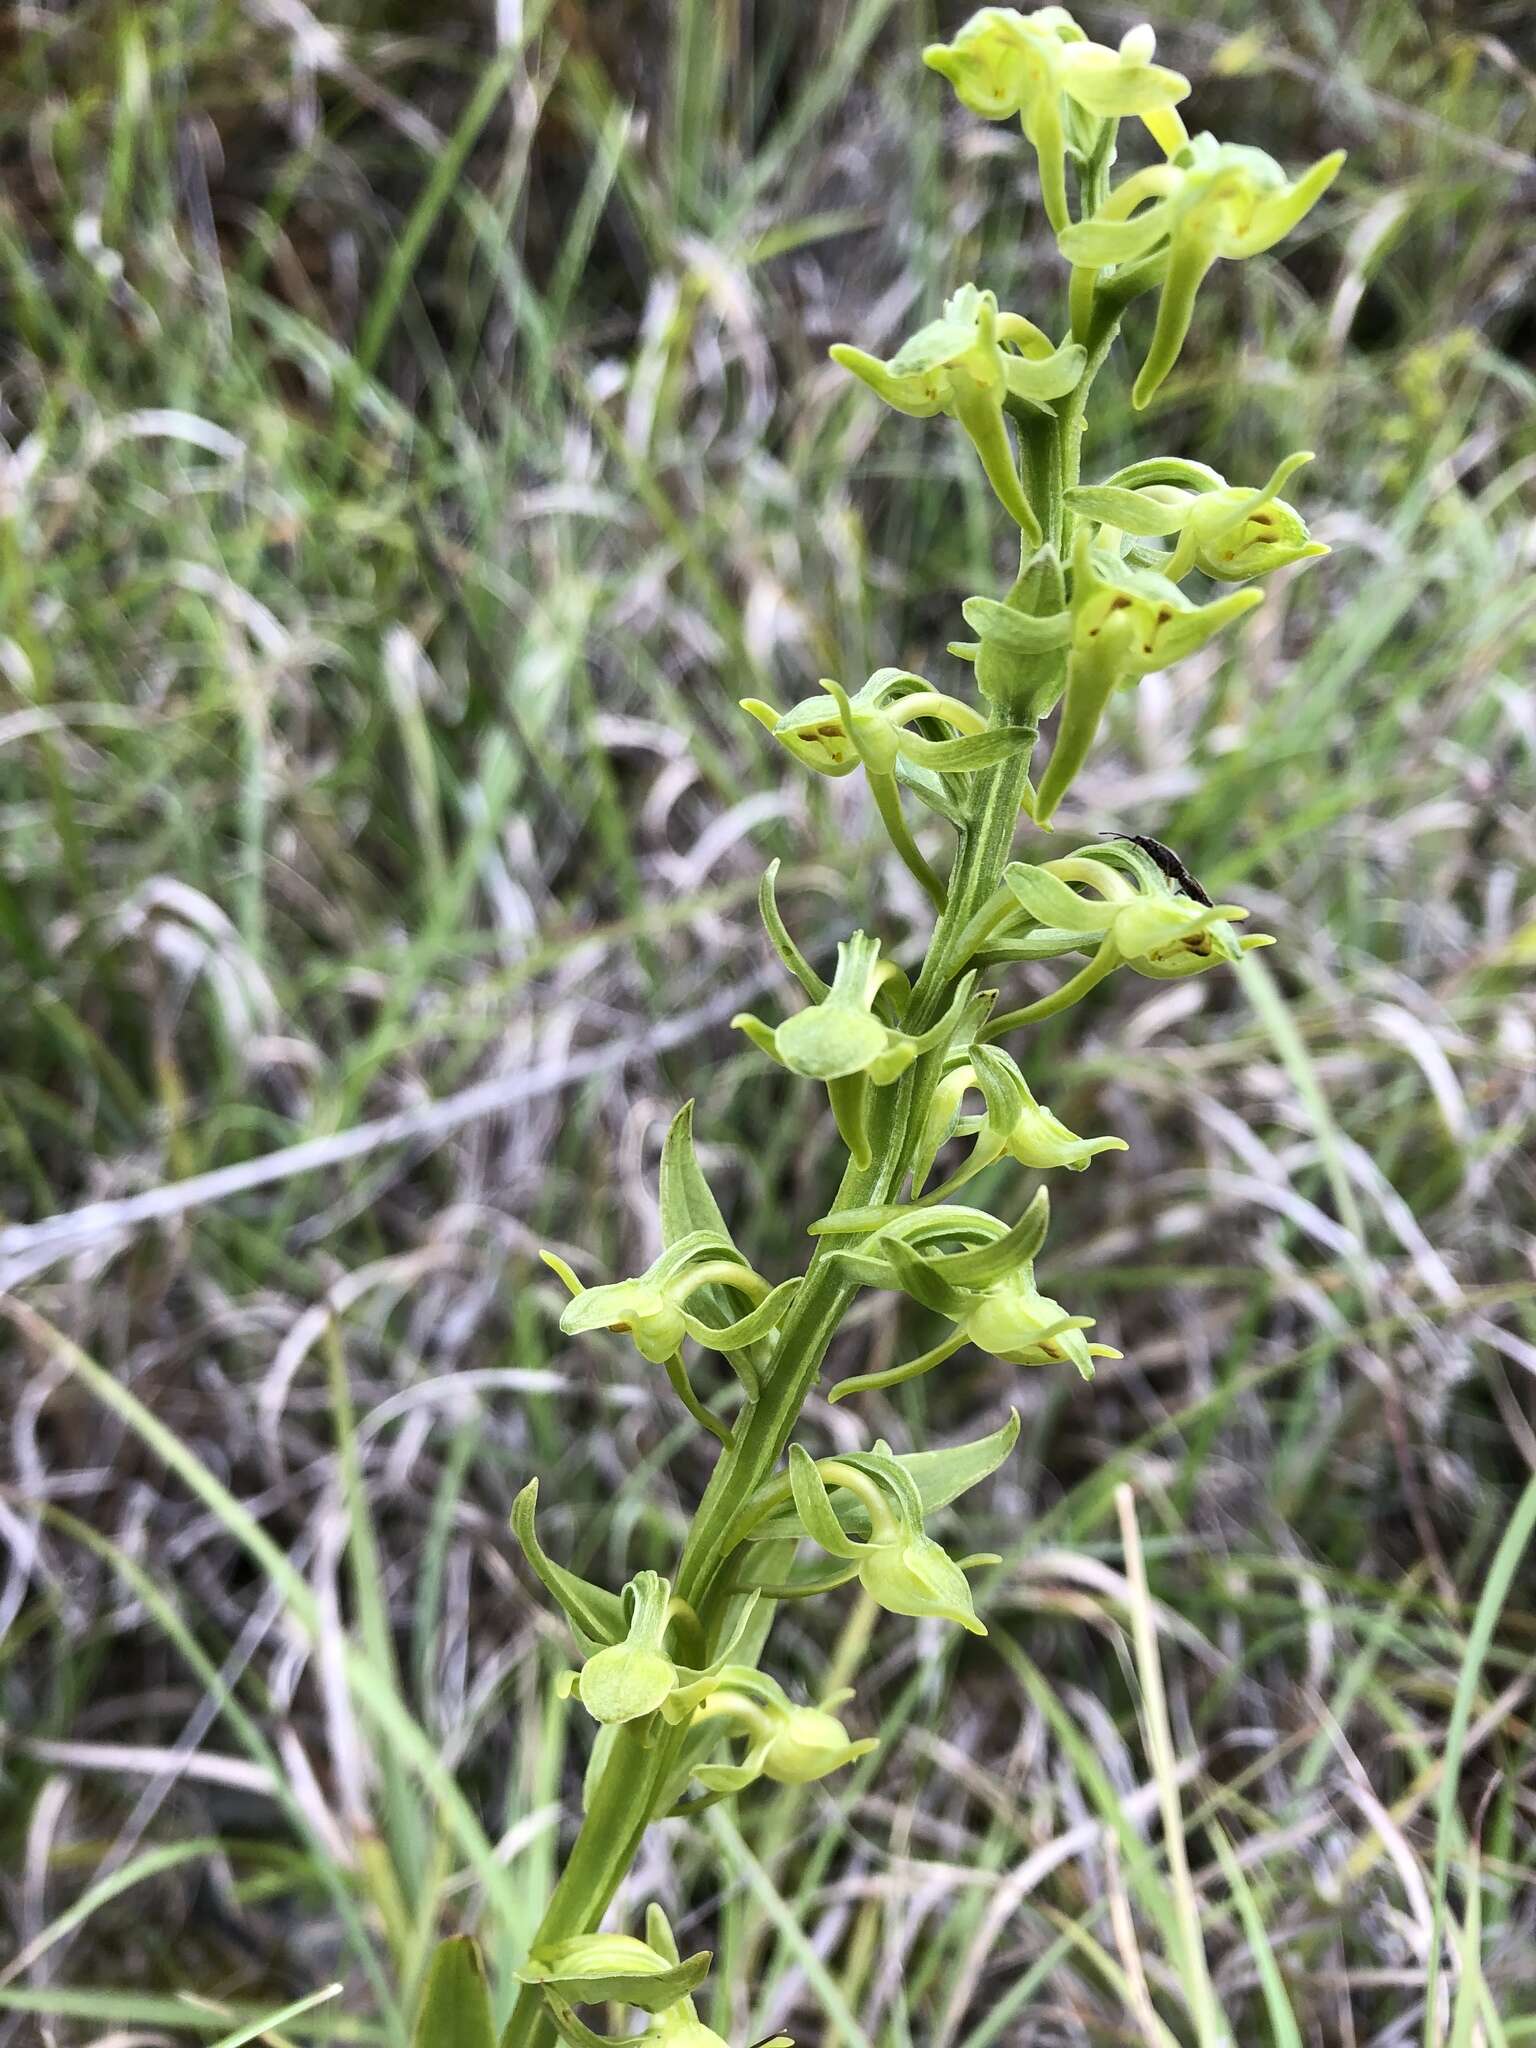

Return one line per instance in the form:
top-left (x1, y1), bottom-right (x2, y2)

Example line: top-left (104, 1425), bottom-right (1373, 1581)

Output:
top-left (857, 1527), bottom-right (989, 1635)
top-left (762, 1703), bottom-right (874, 1785)
top-left (690, 1666), bottom-right (877, 1791)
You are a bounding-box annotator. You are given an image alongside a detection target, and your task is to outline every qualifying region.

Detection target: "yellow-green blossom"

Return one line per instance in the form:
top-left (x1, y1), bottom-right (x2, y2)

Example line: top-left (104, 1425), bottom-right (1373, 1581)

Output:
top-left (923, 10), bottom-right (1191, 228)
top-left (1058, 132), bottom-right (1344, 405)
top-left (825, 1191), bottom-right (1116, 1396)
top-left (787, 1445), bottom-right (995, 1635)
top-left (687, 1667), bottom-right (877, 1793)
top-left (1066, 449), bottom-right (1328, 581)
top-left (913, 1040), bottom-right (1127, 1197)
top-left (1029, 525), bottom-right (1264, 823)
top-left (734, 934), bottom-right (976, 1169)
top-left (831, 285), bottom-right (1084, 541)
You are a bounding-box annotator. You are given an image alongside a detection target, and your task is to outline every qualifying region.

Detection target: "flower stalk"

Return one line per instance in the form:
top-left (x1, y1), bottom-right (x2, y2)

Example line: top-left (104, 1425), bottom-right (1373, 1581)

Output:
top-left (477, 14), bottom-right (1342, 2046)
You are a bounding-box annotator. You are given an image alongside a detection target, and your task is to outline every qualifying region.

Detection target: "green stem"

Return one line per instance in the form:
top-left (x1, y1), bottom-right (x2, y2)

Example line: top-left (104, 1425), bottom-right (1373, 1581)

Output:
top-left (503, 328), bottom-right (1079, 2048)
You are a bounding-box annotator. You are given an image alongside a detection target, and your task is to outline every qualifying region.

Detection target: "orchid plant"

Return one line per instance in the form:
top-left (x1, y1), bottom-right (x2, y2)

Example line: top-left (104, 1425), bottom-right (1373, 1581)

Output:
top-left (418, 13), bottom-right (1341, 2044)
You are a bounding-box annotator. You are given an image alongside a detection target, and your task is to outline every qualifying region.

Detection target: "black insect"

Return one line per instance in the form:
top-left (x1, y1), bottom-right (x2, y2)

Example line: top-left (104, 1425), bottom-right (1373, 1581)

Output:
top-left (1099, 832), bottom-right (1213, 907)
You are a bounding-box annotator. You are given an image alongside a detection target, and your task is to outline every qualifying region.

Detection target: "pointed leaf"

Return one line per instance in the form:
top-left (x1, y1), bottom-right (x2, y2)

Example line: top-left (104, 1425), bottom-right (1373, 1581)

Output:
top-left (961, 596), bottom-right (1071, 653)
top-left (748, 1411), bottom-right (1020, 1542)
top-left (884, 1408), bottom-right (1021, 1517)
top-left (897, 727), bottom-right (1036, 773)
top-left (683, 1275), bottom-right (802, 1351)
top-left (1003, 863), bottom-right (1115, 933)
top-left (758, 860), bottom-right (830, 1001)
top-left (659, 1101), bottom-right (732, 1250)
top-left (413, 1937), bottom-right (496, 2048)
top-left (928, 1187), bottom-right (1051, 1286)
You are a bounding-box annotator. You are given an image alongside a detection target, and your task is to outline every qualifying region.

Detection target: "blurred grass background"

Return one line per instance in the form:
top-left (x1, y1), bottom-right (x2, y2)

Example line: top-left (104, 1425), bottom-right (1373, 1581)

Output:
top-left (1, 0), bottom-right (1534, 2041)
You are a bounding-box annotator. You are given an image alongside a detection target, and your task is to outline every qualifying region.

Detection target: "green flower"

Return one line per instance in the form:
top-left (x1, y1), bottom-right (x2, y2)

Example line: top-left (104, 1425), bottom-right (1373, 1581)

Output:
top-left (741, 671), bottom-right (1035, 908)
top-left (1002, 838), bottom-right (1270, 981)
top-left (923, 10), bottom-right (1191, 229)
top-left (734, 934), bottom-right (977, 1170)
top-left (519, 1925), bottom-right (707, 2015)
top-left (1030, 525), bottom-right (1263, 823)
top-left (1066, 450), bottom-right (1328, 581)
top-left (912, 1041), bottom-right (1126, 1198)
top-left (523, 1907), bottom-right (794, 2048)
top-left (544, 1234), bottom-right (795, 1370)
top-left (787, 1444), bottom-right (995, 1635)
top-left (825, 1190), bottom-right (1116, 1396)
top-left (1058, 131), bottom-right (1345, 406)
top-left (831, 285), bottom-right (1085, 542)
top-left (558, 1571), bottom-right (762, 1728)
top-left (687, 1667), bottom-right (878, 1792)
top-left (741, 668), bottom-right (1020, 783)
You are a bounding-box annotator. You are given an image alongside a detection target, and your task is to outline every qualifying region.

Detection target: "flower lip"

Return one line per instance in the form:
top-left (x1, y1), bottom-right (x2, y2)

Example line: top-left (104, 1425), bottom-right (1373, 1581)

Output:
top-left (573, 1642), bottom-right (678, 1725)
top-left (773, 1005), bottom-right (892, 1080)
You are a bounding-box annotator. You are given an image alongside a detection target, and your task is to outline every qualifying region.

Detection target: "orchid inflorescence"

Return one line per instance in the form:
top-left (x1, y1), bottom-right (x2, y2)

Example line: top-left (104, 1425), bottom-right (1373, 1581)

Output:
top-left (481, 16), bottom-right (1342, 2047)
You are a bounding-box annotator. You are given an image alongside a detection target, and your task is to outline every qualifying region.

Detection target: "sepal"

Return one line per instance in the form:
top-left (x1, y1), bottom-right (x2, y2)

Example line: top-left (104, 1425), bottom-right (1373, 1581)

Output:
top-left (517, 1925), bottom-right (709, 2013)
